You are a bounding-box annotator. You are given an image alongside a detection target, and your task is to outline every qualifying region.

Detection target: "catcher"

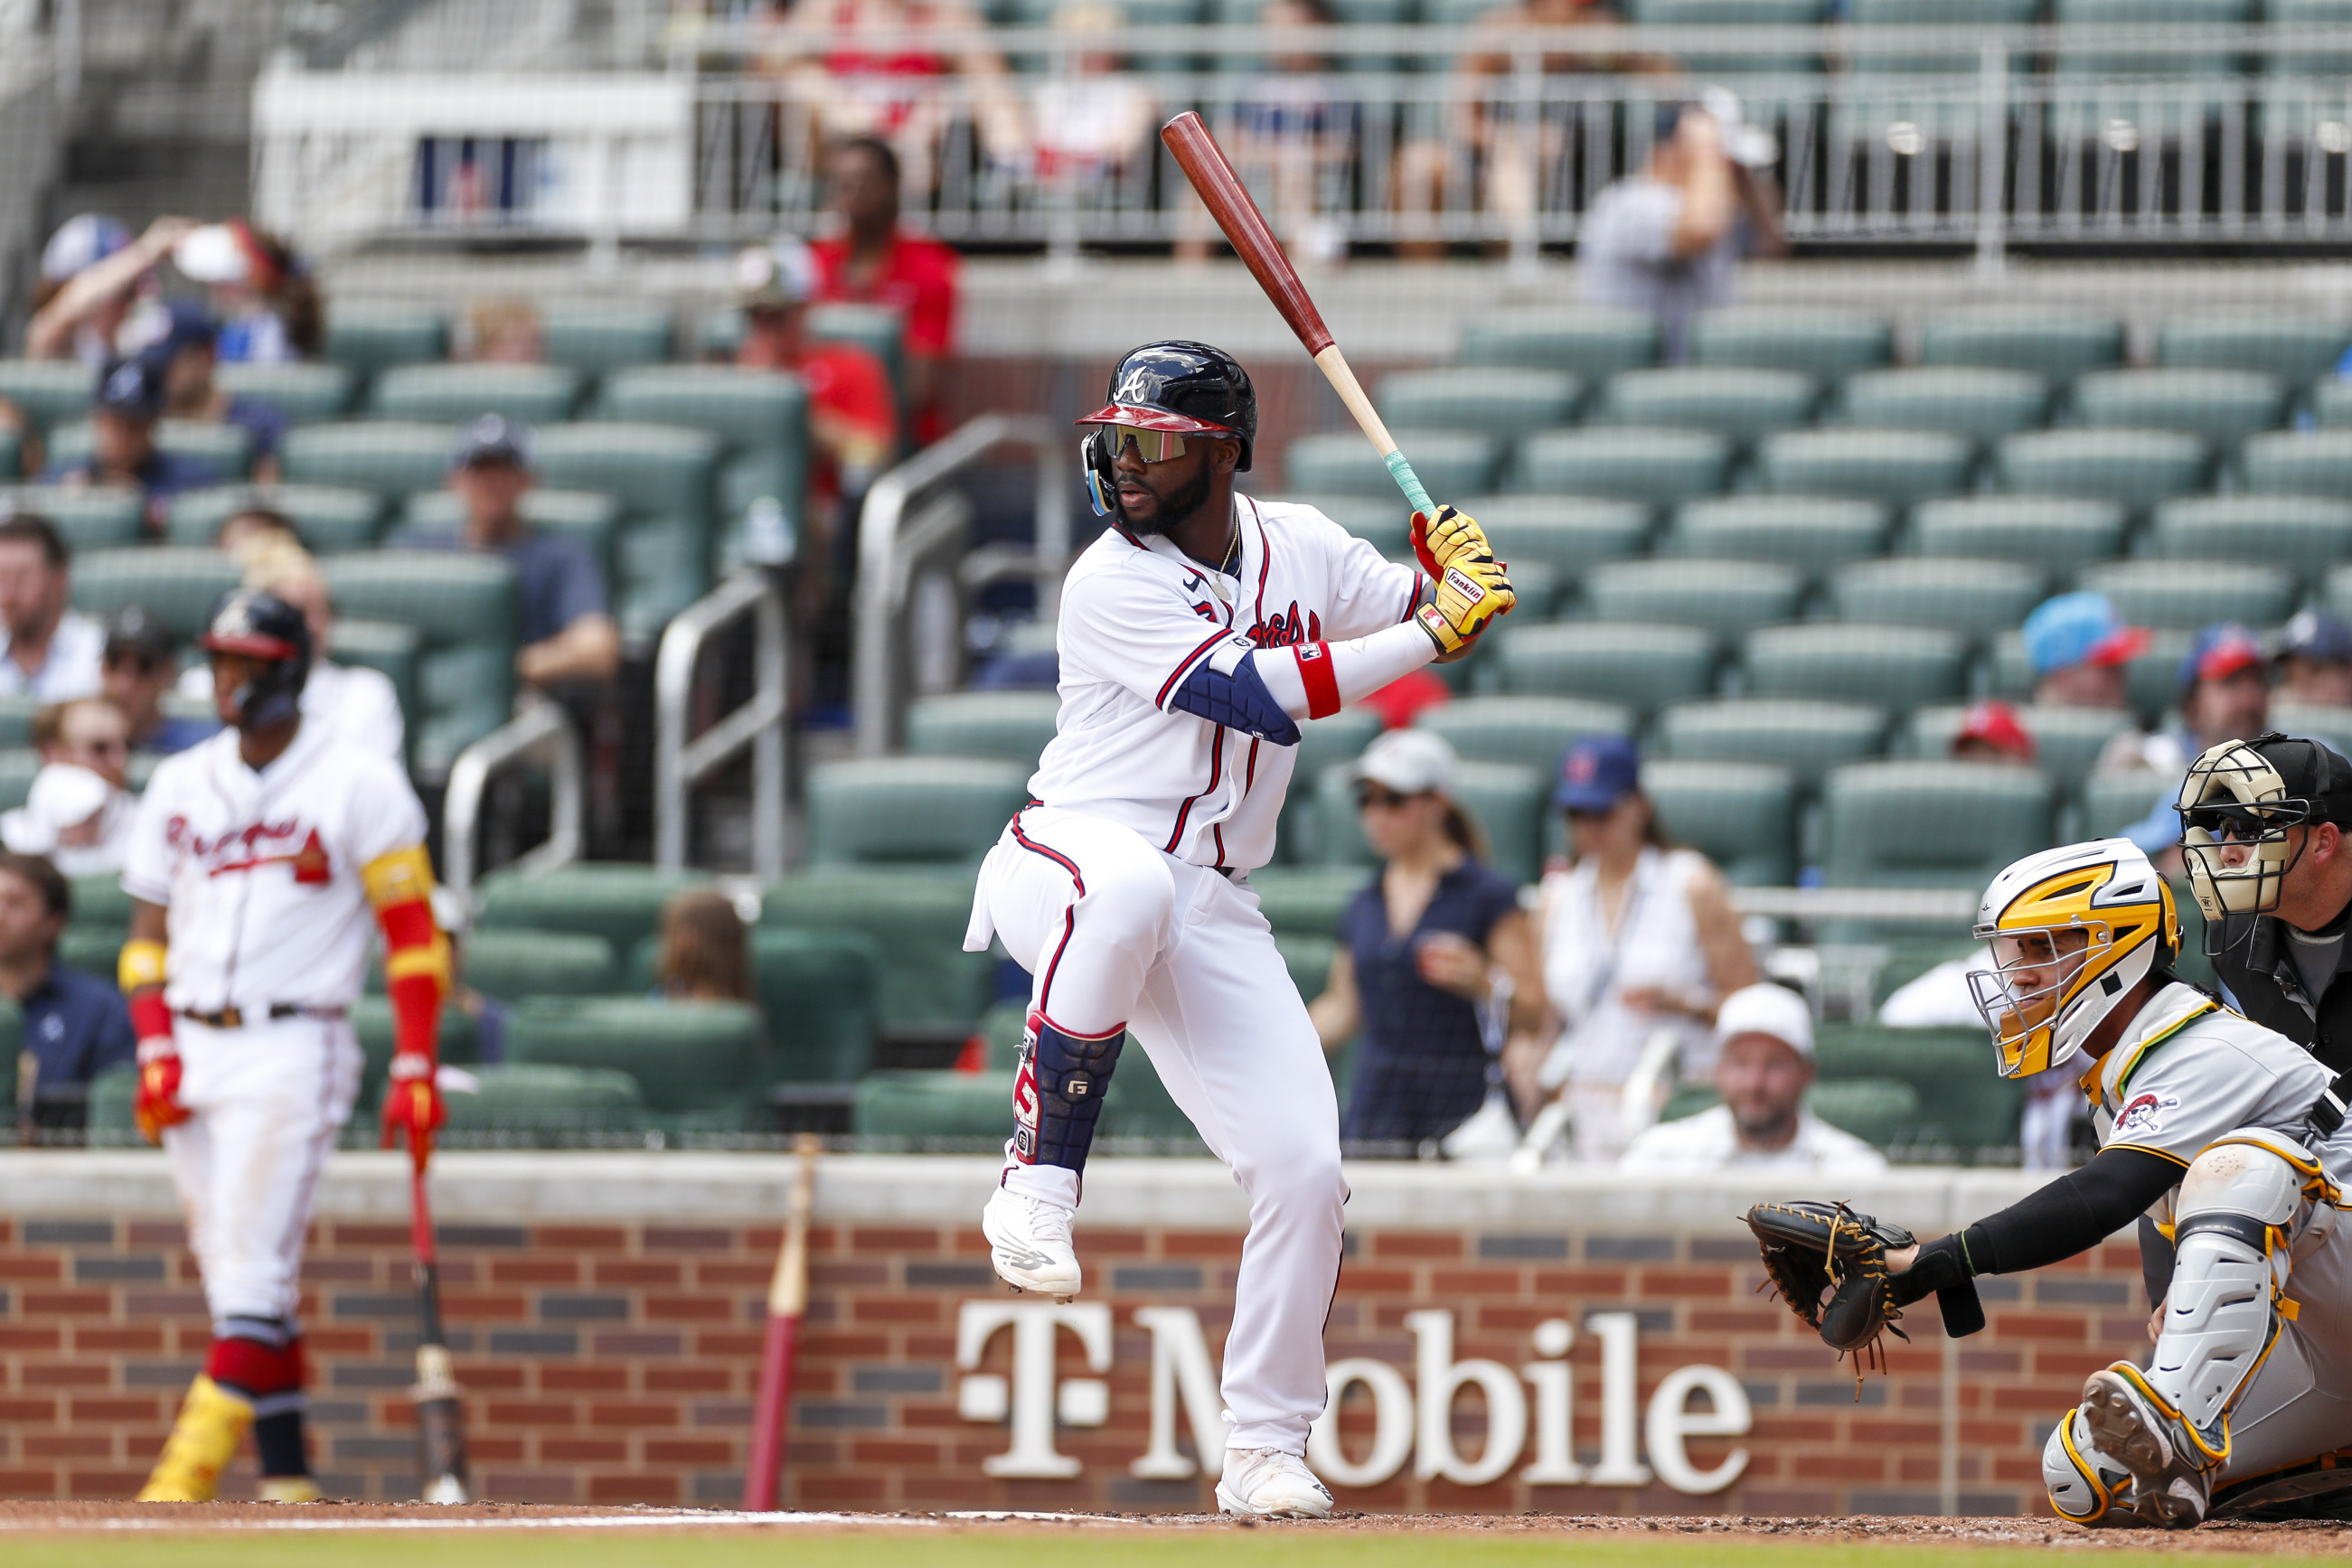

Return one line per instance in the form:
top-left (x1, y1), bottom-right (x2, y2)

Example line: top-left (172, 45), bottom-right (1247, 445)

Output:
top-left (1749, 835), bottom-right (2352, 1528)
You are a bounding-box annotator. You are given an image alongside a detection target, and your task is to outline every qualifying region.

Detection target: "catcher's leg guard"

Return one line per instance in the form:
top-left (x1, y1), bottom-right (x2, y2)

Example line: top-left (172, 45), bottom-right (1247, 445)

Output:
top-left (2045, 1404), bottom-right (2138, 1525)
top-left (1011, 1010), bottom-right (1125, 1172)
top-left (136, 1374), bottom-right (255, 1502)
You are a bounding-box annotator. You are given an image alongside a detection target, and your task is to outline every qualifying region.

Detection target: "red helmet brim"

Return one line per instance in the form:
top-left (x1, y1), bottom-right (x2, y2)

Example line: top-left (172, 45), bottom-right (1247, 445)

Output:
top-left (200, 633), bottom-right (301, 661)
top-left (1074, 402), bottom-right (1237, 435)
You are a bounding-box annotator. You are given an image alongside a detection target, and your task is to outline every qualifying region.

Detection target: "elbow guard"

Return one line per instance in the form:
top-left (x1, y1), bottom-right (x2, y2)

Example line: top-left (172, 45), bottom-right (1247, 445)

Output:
top-left (1170, 650), bottom-right (1302, 746)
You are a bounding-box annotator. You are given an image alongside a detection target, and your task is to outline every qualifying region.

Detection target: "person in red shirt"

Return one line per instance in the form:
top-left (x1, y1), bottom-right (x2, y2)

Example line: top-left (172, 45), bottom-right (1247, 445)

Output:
top-left (736, 235), bottom-right (899, 499)
top-left (810, 136), bottom-right (960, 445)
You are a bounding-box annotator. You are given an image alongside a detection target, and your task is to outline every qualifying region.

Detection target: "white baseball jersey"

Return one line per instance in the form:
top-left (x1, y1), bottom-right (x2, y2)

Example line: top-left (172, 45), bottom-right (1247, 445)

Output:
top-left (177, 659), bottom-right (407, 761)
top-left (122, 718), bottom-right (428, 1015)
top-left (1029, 495), bottom-right (1418, 871)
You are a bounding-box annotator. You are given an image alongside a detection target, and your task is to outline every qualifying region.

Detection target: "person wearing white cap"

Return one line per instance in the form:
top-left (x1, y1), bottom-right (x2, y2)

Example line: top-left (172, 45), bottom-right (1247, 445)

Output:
top-left (1619, 982), bottom-right (1887, 1173)
top-left (1307, 728), bottom-right (1544, 1148)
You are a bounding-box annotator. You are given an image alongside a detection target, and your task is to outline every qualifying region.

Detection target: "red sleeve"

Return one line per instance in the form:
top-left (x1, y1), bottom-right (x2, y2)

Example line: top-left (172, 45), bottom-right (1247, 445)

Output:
top-left (806, 343), bottom-right (899, 446)
top-left (900, 239), bottom-right (957, 357)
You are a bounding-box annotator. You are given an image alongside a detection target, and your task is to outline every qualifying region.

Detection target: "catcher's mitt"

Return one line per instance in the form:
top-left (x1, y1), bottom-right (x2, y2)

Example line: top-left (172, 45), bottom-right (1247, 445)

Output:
top-left (1746, 1199), bottom-right (1915, 1377)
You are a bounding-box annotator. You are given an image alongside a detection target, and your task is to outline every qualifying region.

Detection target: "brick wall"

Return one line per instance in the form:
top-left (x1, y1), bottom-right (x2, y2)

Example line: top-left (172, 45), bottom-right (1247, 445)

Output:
top-left (0, 1164), bottom-right (2147, 1513)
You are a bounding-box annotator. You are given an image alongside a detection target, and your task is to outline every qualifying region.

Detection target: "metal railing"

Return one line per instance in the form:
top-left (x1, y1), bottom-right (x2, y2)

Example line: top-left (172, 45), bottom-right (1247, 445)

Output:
top-left (854, 413), bottom-right (1068, 756)
top-left (442, 700), bottom-right (586, 906)
top-left (654, 568), bottom-right (789, 878)
top-left (1728, 887), bottom-right (1980, 926)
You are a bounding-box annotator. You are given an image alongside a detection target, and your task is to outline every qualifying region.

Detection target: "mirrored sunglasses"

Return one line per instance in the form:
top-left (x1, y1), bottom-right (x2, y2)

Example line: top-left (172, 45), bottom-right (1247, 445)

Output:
top-left (1096, 423), bottom-right (1190, 464)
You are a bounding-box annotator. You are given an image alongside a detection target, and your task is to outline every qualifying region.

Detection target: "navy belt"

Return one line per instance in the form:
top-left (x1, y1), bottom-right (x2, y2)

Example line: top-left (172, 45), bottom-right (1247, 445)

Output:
top-left (180, 1004), bottom-right (348, 1029)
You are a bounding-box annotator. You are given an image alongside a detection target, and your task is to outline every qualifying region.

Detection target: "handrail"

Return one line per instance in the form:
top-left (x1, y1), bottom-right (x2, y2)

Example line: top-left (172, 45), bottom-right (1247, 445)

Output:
top-left (441, 700), bottom-right (585, 909)
top-left (853, 413), bottom-right (1066, 757)
top-left (654, 568), bottom-right (789, 878)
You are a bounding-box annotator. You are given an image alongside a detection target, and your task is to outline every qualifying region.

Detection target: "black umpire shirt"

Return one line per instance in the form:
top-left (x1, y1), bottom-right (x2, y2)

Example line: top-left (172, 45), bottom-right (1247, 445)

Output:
top-left (2210, 901), bottom-right (2352, 1078)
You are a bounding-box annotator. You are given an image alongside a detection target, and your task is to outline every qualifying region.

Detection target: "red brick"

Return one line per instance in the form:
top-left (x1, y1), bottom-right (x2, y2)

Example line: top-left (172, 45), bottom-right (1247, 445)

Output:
top-left (588, 1473), bottom-right (682, 1504)
top-left (1370, 1234), bottom-right (1463, 1259)
top-left (485, 1401), bottom-right (578, 1427)
top-left (68, 1396), bottom-right (161, 1422)
top-left (592, 1259), bottom-right (682, 1288)
top-left (1634, 1268), bottom-right (1735, 1297)
top-left (851, 1297), bottom-right (942, 1325)
top-left (1160, 1232), bottom-right (1247, 1260)
top-left (540, 1437), bottom-right (628, 1462)
top-left (644, 1294), bottom-right (731, 1322)
top-left (23, 1365), bottom-right (108, 1387)
top-left (588, 1401), bottom-right (682, 1428)
top-left (0, 1256), bottom-right (62, 1282)
top-left (20, 1291), bottom-right (108, 1315)
top-left (540, 1365), bottom-right (630, 1392)
top-left (332, 1225), bottom-right (409, 1246)
top-left (643, 1365), bottom-right (730, 1393)
top-left (534, 1226), bottom-right (628, 1251)
top-left (0, 1398), bottom-right (58, 1422)
top-left (694, 1262), bottom-right (772, 1288)
top-left (0, 1326), bottom-right (63, 1351)
top-left (645, 1439), bottom-right (734, 1464)
top-left (489, 1258), bottom-right (582, 1286)
top-left (73, 1326), bottom-right (163, 1353)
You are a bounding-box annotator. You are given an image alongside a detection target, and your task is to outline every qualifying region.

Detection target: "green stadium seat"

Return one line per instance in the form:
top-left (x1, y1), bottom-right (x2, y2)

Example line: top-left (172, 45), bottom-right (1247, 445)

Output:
top-left (323, 303), bottom-right (450, 378)
top-left (1269, 493), bottom-right (1411, 557)
top-left (1644, 758), bottom-right (1797, 884)
top-left (1755, 428), bottom-right (1972, 509)
top-left (2301, 382), bottom-right (2352, 428)
top-left (1827, 558), bottom-right (2047, 641)
top-left (2077, 559), bottom-right (2297, 631)
top-left (1284, 430), bottom-right (1500, 500)
top-left (2053, 0), bottom-right (2251, 77)
top-left (1414, 694), bottom-right (1630, 773)
top-left (1316, 759), bottom-right (1544, 881)
top-left (1277, 710), bottom-right (1387, 864)
top-left (0, 699), bottom-right (46, 751)
top-left (1652, 699), bottom-right (1886, 791)
top-left (2320, 566), bottom-right (2352, 627)
top-left (1813, 1023), bottom-right (2021, 1151)
top-left (2082, 769), bottom-right (2173, 840)
top-left (1595, 367), bottom-right (1820, 445)
top-left (353, 1002), bottom-right (486, 1112)
top-left (1835, 366), bottom-right (2051, 446)
top-left (399, 488), bottom-right (625, 596)
top-left (1743, 623), bottom-right (1970, 707)
top-left (1461, 495), bottom-right (1653, 576)
top-left (2270, 700), bottom-right (2352, 765)
top-left (750, 926), bottom-right (880, 1084)
top-left (532, 422), bottom-right (723, 641)
top-left (0, 426), bottom-right (16, 480)
top-left (1511, 427), bottom-right (1730, 503)
top-left (906, 690), bottom-right (1062, 767)
top-left (1905, 702), bottom-right (2135, 785)
top-left (71, 548), bottom-right (240, 640)
top-left (165, 484), bottom-right (387, 553)
top-left (215, 361), bottom-right (359, 426)
top-left (460, 927), bottom-right (620, 1001)
top-left (856, 1069), bottom-right (1015, 1141)
top-left (442, 1064), bottom-right (650, 1137)
top-left (0, 750), bottom-right (40, 812)
top-left (322, 551), bottom-right (519, 774)
top-left (1455, 307), bottom-right (1658, 376)
top-left (1664, 496), bottom-right (1890, 576)
top-left (1995, 428), bottom-right (2213, 512)
top-left (2157, 316), bottom-right (2352, 385)
top-left (0, 360), bottom-right (95, 437)
top-left (325, 618), bottom-right (419, 756)
top-left (1275, 933), bottom-right (1336, 1002)
top-left (804, 756), bottom-right (1029, 866)
top-left (1489, 621), bottom-right (1718, 712)
top-left (1820, 759), bottom-right (2056, 887)
top-left (2122, 629), bottom-right (2197, 718)
top-left (1246, 864), bottom-right (1367, 936)
top-left (540, 304), bottom-right (677, 374)
top-left (506, 997), bottom-right (768, 1128)
top-left (593, 366), bottom-right (811, 541)
top-left (1585, 559), bottom-right (1802, 641)
top-left (1906, 494), bottom-right (2127, 574)
top-left (1847, 0), bottom-right (2038, 68)
top-left (765, 869), bottom-right (995, 1029)
top-left (280, 421), bottom-right (456, 500)
top-left (2241, 429), bottom-right (2352, 495)
top-left (370, 364), bottom-right (585, 426)
top-left (1623, 0), bottom-right (1822, 70)
top-left (0, 485), bottom-right (145, 550)
top-left (1376, 368), bottom-right (1582, 439)
top-left (1918, 312), bottom-right (2124, 385)
top-left (1808, 1079), bottom-right (1925, 1148)
top-left (45, 418), bottom-right (254, 481)
top-left (1689, 309), bottom-right (1891, 380)
top-left (2148, 495), bottom-right (2352, 589)
top-left (2071, 368), bottom-right (2289, 447)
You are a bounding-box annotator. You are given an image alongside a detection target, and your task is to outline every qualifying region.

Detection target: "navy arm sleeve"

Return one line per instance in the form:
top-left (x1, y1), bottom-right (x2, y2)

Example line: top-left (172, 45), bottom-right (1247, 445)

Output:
top-left (1168, 653), bottom-right (1302, 746)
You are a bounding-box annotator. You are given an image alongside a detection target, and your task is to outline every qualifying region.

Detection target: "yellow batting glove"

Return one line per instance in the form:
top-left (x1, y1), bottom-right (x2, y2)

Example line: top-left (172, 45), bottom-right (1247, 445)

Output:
top-left (1411, 504), bottom-right (1500, 578)
top-left (1415, 556), bottom-right (1517, 656)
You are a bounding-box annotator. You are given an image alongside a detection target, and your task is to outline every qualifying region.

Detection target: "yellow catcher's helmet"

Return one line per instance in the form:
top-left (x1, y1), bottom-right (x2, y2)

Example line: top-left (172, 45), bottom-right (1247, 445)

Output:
top-left (1968, 838), bottom-right (2179, 1078)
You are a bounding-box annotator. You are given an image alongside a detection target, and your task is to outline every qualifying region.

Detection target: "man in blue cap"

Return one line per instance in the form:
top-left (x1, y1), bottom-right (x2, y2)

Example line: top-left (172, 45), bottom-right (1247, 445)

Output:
top-left (41, 355), bottom-right (225, 531)
top-left (2025, 590), bottom-right (2150, 711)
top-left (2274, 609), bottom-right (2352, 710)
top-left (149, 301), bottom-right (287, 480)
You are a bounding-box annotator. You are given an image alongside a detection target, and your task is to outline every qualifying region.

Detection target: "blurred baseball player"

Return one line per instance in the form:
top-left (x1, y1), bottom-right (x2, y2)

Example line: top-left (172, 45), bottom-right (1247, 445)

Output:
top-left (964, 342), bottom-right (1513, 1517)
top-left (128, 589), bottom-right (448, 1503)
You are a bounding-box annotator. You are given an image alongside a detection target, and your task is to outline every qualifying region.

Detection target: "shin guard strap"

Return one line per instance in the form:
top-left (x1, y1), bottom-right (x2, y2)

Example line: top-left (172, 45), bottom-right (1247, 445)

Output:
top-left (1013, 1012), bottom-right (1125, 1172)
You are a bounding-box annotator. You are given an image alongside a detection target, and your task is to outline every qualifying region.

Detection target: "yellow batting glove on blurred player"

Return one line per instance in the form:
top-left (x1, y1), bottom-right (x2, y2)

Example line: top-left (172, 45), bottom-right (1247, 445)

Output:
top-left (1415, 555), bottom-right (1516, 656)
top-left (1411, 503), bottom-right (1500, 579)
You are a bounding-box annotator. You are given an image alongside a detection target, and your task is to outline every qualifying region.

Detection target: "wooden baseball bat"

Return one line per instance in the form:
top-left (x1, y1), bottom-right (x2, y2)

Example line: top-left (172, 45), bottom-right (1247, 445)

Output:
top-left (742, 1132), bottom-right (821, 1511)
top-left (1160, 110), bottom-right (1435, 519)
top-left (408, 1162), bottom-right (471, 1504)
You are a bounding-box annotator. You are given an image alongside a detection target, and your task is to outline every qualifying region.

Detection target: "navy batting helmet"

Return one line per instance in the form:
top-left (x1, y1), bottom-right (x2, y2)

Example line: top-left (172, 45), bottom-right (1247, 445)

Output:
top-left (1076, 342), bottom-right (1256, 516)
top-left (199, 588), bottom-right (311, 730)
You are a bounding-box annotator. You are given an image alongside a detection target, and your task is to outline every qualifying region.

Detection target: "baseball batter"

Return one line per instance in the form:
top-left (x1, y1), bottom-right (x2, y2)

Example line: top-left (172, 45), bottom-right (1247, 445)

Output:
top-left (127, 589), bottom-right (449, 1503)
top-left (965, 342), bottom-right (1513, 1517)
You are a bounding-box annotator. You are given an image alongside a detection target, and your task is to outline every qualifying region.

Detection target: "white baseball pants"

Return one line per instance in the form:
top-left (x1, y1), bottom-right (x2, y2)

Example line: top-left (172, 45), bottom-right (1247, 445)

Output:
top-left (162, 1014), bottom-right (362, 1329)
top-left (968, 804), bottom-right (1347, 1455)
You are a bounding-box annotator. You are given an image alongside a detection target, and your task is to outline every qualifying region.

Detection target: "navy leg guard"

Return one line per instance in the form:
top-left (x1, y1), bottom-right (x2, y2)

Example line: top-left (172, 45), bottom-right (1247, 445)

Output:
top-left (1013, 1010), bottom-right (1126, 1171)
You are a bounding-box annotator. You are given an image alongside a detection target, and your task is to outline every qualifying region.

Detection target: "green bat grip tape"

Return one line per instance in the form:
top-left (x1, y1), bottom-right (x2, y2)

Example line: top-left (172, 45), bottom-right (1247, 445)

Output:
top-left (1384, 450), bottom-right (1434, 519)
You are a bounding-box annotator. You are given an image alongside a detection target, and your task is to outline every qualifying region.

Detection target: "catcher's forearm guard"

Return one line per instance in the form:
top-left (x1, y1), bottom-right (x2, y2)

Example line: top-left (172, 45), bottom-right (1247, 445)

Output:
top-left (1745, 1200), bottom-right (1985, 1389)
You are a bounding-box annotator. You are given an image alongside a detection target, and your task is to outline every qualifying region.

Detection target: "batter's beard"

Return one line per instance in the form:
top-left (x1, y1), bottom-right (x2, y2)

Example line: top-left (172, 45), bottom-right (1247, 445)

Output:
top-left (1115, 463), bottom-right (1214, 536)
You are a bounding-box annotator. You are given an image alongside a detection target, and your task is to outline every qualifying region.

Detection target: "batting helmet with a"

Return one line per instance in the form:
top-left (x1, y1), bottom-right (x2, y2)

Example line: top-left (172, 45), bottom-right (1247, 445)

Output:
top-left (1076, 342), bottom-right (1256, 516)
top-left (199, 588), bottom-right (312, 730)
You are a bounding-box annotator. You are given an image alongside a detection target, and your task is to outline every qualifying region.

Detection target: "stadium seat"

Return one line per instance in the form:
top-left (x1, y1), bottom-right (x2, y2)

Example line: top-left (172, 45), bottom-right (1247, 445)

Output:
top-left (370, 363), bottom-right (586, 426)
top-left (215, 361), bottom-right (358, 426)
top-left (1905, 702), bottom-right (2135, 785)
top-left (1376, 368), bottom-right (1582, 440)
top-left (1743, 623), bottom-right (1970, 708)
top-left (71, 548), bottom-right (240, 640)
top-left (2081, 769), bottom-right (2173, 841)
top-left (539, 304), bottom-right (677, 374)
top-left (765, 869), bottom-right (995, 1029)
top-left (322, 551), bottom-right (518, 774)
top-left (1455, 307), bottom-right (1658, 376)
top-left (2071, 368), bottom-right (2289, 447)
top-left (324, 618), bottom-right (419, 749)
top-left (2148, 494), bottom-right (2352, 589)
top-left (804, 756), bottom-right (1030, 866)
top-left (1917, 311), bottom-right (2125, 385)
top-left (1269, 493), bottom-right (1410, 557)
top-left (1689, 308), bottom-right (1892, 380)
top-left (1247, 864), bottom-right (1369, 937)
top-left (459, 927), bottom-right (620, 1001)
top-left (280, 421), bottom-right (457, 500)
top-left (1994, 428), bottom-right (2213, 512)
top-left (1835, 366), bottom-right (2051, 446)
top-left (1488, 620), bottom-right (1717, 712)
top-left (1644, 759), bottom-right (1797, 884)
top-left (1511, 427), bottom-right (1731, 503)
top-left (1754, 428), bottom-right (1973, 509)
top-left (1906, 494), bottom-right (2127, 574)
top-left (2241, 429), bottom-right (2352, 495)
top-left (1460, 495), bottom-right (1653, 576)
top-left (1317, 759), bottom-right (1544, 881)
top-left (856, 1070), bottom-right (1015, 1141)
top-left (1809, 1079), bottom-right (1926, 1148)
top-left (593, 366), bottom-right (811, 543)
top-left (0, 360), bottom-right (95, 437)
top-left (2319, 566), bottom-right (2352, 628)
top-left (0, 750), bottom-right (38, 813)
top-left (1284, 430), bottom-right (1501, 500)
top-left (1585, 559), bottom-right (1803, 641)
top-left (2270, 700), bottom-right (2352, 765)
top-left (352, 1003), bottom-right (487, 1110)
top-left (2157, 315), bottom-right (2352, 386)
top-left (1827, 558), bottom-right (2047, 642)
top-left (1664, 496), bottom-right (1890, 576)
top-left (0, 426), bottom-right (15, 480)
top-left (1413, 694), bottom-right (1631, 774)
top-left (322, 303), bottom-right (450, 378)
top-left (1623, 0), bottom-right (1823, 70)
top-left (0, 486), bottom-right (145, 551)
top-left (165, 483), bottom-right (386, 553)
top-left (2077, 559), bottom-right (2297, 631)
top-left (1278, 710), bottom-right (1387, 863)
top-left (1820, 759), bottom-right (2056, 887)
top-left (399, 488), bottom-right (624, 595)
top-left (1652, 699), bottom-right (1887, 791)
top-left (532, 423), bottom-right (724, 641)
top-left (1595, 367), bottom-right (1820, 445)
top-left (1812, 1023), bottom-right (2021, 1152)
top-left (43, 418), bottom-right (254, 481)
top-left (748, 926), bottom-right (880, 1084)
top-left (906, 690), bottom-right (1062, 767)
top-left (0, 699), bottom-right (42, 750)
top-left (2053, 0), bottom-right (2252, 77)
top-left (476, 862), bottom-right (713, 961)
top-left (441, 1063), bottom-right (650, 1137)
top-left (506, 997), bottom-right (768, 1128)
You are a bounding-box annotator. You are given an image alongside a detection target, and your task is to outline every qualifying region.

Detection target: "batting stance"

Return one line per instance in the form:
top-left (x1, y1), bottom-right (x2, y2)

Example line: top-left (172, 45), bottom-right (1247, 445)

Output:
top-left (129, 590), bottom-right (449, 1503)
top-left (964, 342), bottom-right (1511, 1516)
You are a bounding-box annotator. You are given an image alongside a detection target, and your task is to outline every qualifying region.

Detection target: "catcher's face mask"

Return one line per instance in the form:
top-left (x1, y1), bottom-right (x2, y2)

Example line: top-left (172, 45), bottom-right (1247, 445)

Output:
top-left (1971, 840), bottom-right (2178, 1077)
top-left (2178, 737), bottom-right (2318, 948)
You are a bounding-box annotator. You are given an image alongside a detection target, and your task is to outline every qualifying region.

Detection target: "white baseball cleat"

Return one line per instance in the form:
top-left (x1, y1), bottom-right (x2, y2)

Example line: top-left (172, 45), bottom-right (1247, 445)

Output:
top-left (2079, 1366), bottom-right (2215, 1528)
top-left (982, 1186), bottom-right (1081, 1300)
top-left (1216, 1446), bottom-right (1334, 1519)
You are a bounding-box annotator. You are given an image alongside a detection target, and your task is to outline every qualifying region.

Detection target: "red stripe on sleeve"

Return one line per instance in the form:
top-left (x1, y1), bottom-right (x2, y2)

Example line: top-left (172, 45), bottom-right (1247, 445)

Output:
top-left (1294, 642), bottom-right (1341, 718)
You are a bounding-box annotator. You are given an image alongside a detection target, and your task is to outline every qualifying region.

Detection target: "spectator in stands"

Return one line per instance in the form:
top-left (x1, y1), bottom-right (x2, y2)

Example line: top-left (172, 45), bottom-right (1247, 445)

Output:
top-left (655, 890), bottom-right (754, 1002)
top-left (1575, 96), bottom-right (1784, 363)
top-left (813, 136), bottom-right (961, 444)
top-left (24, 214), bottom-right (191, 366)
top-left (214, 501), bottom-right (307, 559)
top-left (191, 536), bottom-right (405, 762)
top-left (734, 238), bottom-right (899, 493)
top-left (0, 851), bottom-right (134, 1133)
top-left (4, 697), bottom-right (137, 875)
top-left (1952, 699), bottom-right (2036, 766)
top-left (2111, 624), bottom-right (2276, 858)
top-left (1509, 734), bottom-right (1756, 1162)
top-left (168, 221), bottom-right (322, 362)
top-left (146, 301), bottom-right (287, 481)
top-left (2026, 590), bottom-right (2149, 712)
top-left (2274, 609), bottom-right (2352, 710)
top-left (1008, 4), bottom-right (1159, 194)
top-left (42, 355), bottom-right (225, 530)
top-left (0, 513), bottom-right (104, 702)
top-left (462, 298), bottom-right (546, 363)
top-left (1619, 981), bottom-right (1886, 1174)
top-left (101, 606), bottom-right (215, 755)
top-left (421, 417), bottom-right (621, 690)
top-left (1305, 730), bottom-right (1543, 1149)
top-left (1223, 0), bottom-right (1355, 267)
